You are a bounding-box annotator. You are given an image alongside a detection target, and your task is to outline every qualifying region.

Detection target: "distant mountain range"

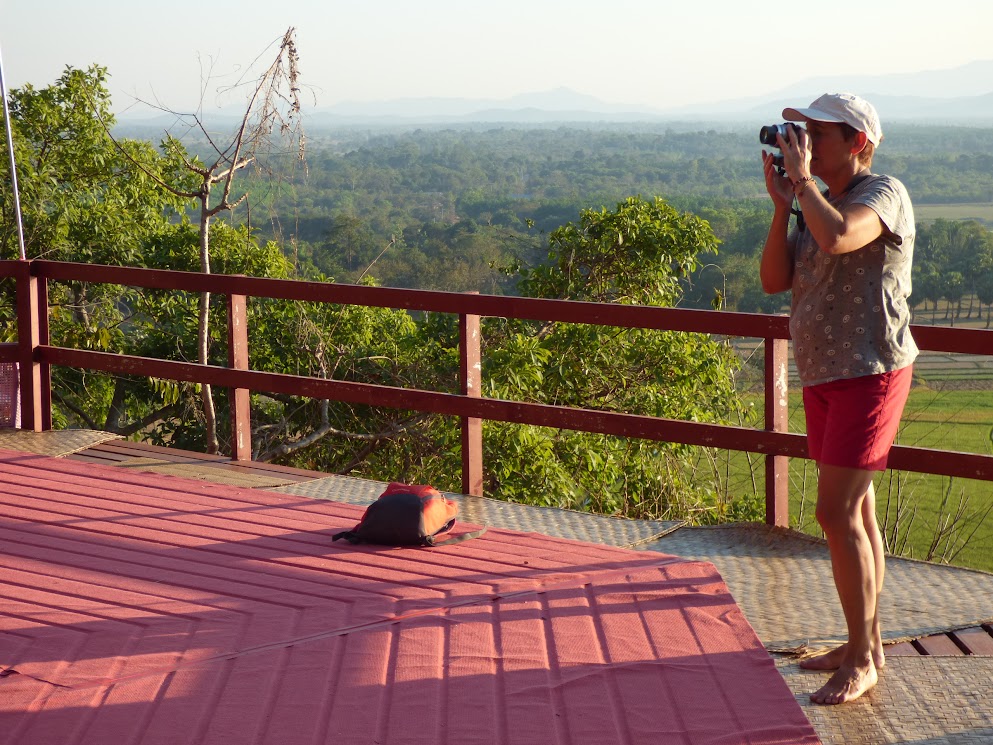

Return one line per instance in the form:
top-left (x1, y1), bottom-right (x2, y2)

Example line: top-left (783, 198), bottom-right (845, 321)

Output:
top-left (673, 60), bottom-right (993, 123)
top-left (118, 60), bottom-right (993, 128)
top-left (309, 60), bottom-right (993, 125)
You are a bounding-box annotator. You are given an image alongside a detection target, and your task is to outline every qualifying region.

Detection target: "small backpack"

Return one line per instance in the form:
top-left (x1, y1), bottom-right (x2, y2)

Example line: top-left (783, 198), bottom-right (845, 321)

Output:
top-left (332, 483), bottom-right (486, 547)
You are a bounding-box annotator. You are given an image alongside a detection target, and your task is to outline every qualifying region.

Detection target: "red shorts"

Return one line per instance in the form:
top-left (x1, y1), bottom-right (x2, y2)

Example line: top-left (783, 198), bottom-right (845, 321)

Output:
top-left (802, 366), bottom-right (913, 472)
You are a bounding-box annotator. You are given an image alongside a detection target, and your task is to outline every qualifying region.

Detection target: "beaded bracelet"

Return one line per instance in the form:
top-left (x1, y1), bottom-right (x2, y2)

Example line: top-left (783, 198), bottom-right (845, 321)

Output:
top-left (793, 176), bottom-right (815, 197)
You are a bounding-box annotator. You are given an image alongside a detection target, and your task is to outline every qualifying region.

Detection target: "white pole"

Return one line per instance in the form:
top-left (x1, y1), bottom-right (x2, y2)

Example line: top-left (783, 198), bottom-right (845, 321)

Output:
top-left (0, 42), bottom-right (27, 261)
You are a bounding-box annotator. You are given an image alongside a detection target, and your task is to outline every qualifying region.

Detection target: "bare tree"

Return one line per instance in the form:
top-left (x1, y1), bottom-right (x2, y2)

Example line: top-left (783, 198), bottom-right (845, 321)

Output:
top-left (100, 28), bottom-right (306, 452)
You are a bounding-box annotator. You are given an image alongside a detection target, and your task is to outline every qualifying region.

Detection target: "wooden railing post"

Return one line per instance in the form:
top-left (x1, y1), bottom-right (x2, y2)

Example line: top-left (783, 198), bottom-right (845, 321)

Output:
top-left (459, 306), bottom-right (483, 496)
top-left (38, 275), bottom-right (52, 430)
top-left (765, 336), bottom-right (789, 526)
top-left (227, 291), bottom-right (252, 461)
top-left (15, 260), bottom-right (50, 431)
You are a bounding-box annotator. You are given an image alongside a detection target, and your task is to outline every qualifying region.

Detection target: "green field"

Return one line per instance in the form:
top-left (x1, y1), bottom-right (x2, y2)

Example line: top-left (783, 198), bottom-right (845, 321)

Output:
top-left (914, 202), bottom-right (993, 226)
top-left (733, 387), bottom-right (993, 572)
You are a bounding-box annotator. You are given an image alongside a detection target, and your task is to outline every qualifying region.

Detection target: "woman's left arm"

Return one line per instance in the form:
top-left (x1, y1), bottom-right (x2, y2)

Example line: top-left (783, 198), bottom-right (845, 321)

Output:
top-left (795, 188), bottom-right (884, 255)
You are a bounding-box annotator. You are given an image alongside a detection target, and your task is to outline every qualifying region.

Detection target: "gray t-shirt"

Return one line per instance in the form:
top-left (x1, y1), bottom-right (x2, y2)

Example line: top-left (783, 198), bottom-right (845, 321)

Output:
top-left (790, 173), bottom-right (918, 386)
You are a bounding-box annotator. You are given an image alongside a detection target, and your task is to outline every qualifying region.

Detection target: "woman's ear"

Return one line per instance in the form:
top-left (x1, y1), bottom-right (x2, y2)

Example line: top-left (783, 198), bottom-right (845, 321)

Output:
top-left (851, 130), bottom-right (869, 157)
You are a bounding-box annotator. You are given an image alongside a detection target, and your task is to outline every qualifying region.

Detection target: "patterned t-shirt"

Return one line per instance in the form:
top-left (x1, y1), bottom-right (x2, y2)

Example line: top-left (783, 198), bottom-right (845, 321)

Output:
top-left (790, 173), bottom-right (918, 386)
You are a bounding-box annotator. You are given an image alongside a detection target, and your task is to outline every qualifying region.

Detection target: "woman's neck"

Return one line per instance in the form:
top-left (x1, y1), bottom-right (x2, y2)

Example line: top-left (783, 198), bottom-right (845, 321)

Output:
top-left (824, 165), bottom-right (869, 198)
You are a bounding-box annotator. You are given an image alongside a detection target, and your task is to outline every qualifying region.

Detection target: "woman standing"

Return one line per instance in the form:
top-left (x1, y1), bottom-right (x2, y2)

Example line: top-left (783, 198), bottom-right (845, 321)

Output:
top-left (760, 93), bottom-right (917, 705)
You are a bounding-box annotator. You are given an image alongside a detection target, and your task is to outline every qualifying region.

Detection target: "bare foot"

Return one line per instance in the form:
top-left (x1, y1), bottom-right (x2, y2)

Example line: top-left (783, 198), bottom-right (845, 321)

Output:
top-left (800, 641), bottom-right (885, 671)
top-left (810, 661), bottom-right (878, 705)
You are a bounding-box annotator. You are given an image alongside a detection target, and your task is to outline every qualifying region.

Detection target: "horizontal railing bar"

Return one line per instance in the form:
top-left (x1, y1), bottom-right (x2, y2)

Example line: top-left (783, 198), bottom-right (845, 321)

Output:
top-left (41, 346), bottom-right (807, 457)
top-left (887, 445), bottom-right (993, 482)
top-left (7, 259), bottom-right (993, 479)
top-left (9, 259), bottom-right (992, 354)
top-left (28, 260), bottom-right (791, 338)
top-left (906, 325), bottom-right (993, 356)
top-left (41, 346), bottom-right (993, 480)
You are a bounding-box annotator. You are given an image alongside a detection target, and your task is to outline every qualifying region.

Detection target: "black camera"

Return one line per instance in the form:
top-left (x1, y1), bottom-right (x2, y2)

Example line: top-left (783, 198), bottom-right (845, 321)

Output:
top-left (759, 122), bottom-right (801, 147)
top-left (759, 123), bottom-right (801, 170)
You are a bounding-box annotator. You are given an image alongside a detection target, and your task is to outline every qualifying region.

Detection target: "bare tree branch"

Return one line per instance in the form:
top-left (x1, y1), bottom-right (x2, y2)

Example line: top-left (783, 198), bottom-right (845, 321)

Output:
top-left (257, 411), bottom-right (429, 463)
top-left (77, 29), bottom-right (306, 457)
top-left (116, 403), bottom-right (186, 438)
top-left (79, 94), bottom-right (200, 200)
top-left (54, 392), bottom-right (100, 430)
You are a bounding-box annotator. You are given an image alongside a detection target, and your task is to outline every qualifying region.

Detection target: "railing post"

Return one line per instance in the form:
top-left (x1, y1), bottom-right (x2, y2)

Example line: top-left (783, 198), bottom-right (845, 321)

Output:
top-left (38, 274), bottom-right (52, 430)
top-left (765, 336), bottom-right (789, 527)
top-left (15, 260), bottom-right (49, 431)
top-left (459, 305), bottom-right (483, 496)
top-left (227, 290), bottom-right (252, 461)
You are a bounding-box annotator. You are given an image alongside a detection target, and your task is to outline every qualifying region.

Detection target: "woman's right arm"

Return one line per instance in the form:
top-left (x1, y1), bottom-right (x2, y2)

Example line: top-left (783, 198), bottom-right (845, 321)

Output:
top-left (760, 150), bottom-right (797, 295)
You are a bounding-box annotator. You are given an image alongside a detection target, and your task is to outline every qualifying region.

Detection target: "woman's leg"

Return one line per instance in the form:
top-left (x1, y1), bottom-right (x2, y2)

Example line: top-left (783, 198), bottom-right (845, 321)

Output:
top-left (809, 463), bottom-right (880, 705)
top-left (800, 477), bottom-right (886, 671)
top-left (862, 479), bottom-right (886, 666)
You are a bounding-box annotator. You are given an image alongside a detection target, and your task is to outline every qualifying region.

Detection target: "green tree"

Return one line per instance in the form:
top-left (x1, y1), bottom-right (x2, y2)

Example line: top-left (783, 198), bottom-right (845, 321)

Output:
top-left (0, 65), bottom-right (187, 264)
top-left (911, 262), bottom-right (943, 319)
top-left (940, 272), bottom-right (966, 325)
top-left (7, 74), bottom-right (766, 521)
top-left (0, 65), bottom-right (190, 430)
top-left (477, 197), bottom-right (744, 518)
top-left (317, 214), bottom-right (383, 277)
top-left (257, 197), bottom-right (747, 521)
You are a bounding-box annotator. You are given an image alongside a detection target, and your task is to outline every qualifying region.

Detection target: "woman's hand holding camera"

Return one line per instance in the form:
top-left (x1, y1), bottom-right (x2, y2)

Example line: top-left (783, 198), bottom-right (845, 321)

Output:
top-left (778, 125), bottom-right (812, 185)
top-left (762, 124), bottom-right (812, 209)
top-left (762, 149), bottom-right (794, 210)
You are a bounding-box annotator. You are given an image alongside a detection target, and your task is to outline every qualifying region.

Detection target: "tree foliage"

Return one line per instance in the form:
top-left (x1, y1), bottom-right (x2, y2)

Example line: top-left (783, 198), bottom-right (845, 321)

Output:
top-left (913, 219), bottom-right (993, 324)
top-left (472, 198), bottom-right (743, 517)
top-left (0, 65), bottom-right (188, 430)
top-left (1, 65), bottom-right (187, 264)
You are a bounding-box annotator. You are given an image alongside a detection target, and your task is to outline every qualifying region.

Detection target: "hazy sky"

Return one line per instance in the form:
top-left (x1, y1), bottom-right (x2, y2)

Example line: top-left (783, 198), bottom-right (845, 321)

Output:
top-left (3, 0), bottom-right (992, 113)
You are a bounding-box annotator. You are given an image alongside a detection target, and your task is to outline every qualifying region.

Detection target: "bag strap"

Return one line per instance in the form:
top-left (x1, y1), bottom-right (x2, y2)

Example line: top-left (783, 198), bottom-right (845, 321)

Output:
top-left (331, 529), bottom-right (360, 544)
top-left (424, 526), bottom-right (487, 546)
top-left (333, 526), bottom-right (487, 547)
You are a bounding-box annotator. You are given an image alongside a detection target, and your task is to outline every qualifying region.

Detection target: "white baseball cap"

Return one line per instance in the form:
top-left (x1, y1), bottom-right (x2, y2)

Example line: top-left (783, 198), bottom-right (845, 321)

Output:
top-left (782, 93), bottom-right (883, 146)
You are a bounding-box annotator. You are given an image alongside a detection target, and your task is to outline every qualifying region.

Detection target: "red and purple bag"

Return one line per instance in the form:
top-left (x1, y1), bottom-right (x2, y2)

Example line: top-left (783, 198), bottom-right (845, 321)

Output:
top-left (332, 483), bottom-right (485, 547)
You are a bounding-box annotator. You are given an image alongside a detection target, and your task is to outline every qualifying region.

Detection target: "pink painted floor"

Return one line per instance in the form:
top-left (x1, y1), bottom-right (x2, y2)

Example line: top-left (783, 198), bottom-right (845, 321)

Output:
top-left (0, 448), bottom-right (819, 744)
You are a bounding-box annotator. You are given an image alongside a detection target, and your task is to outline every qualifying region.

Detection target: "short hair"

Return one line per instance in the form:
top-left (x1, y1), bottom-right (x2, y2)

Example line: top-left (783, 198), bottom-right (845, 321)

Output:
top-left (839, 122), bottom-right (878, 167)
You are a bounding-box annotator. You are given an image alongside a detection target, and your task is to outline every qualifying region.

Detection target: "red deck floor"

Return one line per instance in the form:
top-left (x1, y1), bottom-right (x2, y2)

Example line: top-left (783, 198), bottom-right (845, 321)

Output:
top-left (0, 448), bottom-right (819, 745)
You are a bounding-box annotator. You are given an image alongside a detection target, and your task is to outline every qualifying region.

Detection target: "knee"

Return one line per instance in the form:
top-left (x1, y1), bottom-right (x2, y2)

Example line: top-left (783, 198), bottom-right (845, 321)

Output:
top-left (815, 500), bottom-right (858, 537)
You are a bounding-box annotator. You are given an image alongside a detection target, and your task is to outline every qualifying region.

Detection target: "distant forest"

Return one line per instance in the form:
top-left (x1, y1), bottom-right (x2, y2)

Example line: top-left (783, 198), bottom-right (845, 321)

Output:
top-left (120, 121), bottom-right (993, 319)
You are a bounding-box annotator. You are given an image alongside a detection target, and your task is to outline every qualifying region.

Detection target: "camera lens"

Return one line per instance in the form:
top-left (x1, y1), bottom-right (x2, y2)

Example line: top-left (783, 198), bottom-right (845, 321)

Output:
top-left (759, 123), bottom-right (789, 147)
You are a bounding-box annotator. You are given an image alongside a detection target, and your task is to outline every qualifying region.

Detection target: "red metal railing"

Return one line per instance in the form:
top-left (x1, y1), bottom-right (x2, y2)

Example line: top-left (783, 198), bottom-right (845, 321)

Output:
top-left (3, 258), bottom-right (993, 526)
